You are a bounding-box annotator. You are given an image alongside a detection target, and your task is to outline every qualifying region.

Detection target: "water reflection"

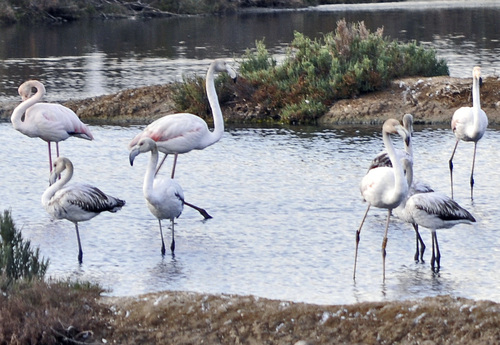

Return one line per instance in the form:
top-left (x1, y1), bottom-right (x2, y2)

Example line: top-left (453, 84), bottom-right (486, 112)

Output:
top-left (0, 2), bottom-right (499, 101)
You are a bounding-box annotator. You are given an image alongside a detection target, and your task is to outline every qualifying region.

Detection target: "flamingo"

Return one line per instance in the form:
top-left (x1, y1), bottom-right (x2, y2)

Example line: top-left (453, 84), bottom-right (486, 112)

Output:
top-left (396, 159), bottom-right (476, 272)
top-left (353, 118), bottom-right (410, 281)
top-left (129, 137), bottom-right (185, 255)
top-left (128, 59), bottom-right (237, 178)
top-left (365, 114), bottom-right (428, 262)
top-left (11, 80), bottom-right (94, 172)
top-left (41, 157), bottom-right (125, 263)
top-left (449, 66), bottom-right (488, 200)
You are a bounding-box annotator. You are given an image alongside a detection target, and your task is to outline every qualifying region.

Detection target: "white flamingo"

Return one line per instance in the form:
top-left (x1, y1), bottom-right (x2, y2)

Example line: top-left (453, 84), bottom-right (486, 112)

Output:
top-left (396, 159), bottom-right (476, 272)
top-left (129, 137), bottom-right (185, 255)
top-left (353, 118), bottom-right (410, 281)
top-left (449, 66), bottom-right (488, 199)
top-left (365, 114), bottom-right (428, 262)
top-left (11, 80), bottom-right (94, 172)
top-left (128, 59), bottom-right (237, 178)
top-left (41, 157), bottom-right (125, 263)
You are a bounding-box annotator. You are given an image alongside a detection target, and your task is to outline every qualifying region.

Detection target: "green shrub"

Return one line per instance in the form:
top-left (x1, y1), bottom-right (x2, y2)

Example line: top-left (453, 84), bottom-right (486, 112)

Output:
top-left (0, 210), bottom-right (49, 288)
top-left (235, 19), bottom-right (448, 124)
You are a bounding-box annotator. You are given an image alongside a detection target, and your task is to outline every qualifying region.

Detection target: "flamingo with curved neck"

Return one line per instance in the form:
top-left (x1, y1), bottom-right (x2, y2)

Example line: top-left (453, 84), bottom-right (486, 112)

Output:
top-left (449, 66), bottom-right (488, 199)
top-left (129, 137), bottom-right (185, 255)
top-left (41, 157), bottom-right (125, 263)
top-left (128, 59), bottom-right (237, 178)
top-left (353, 118), bottom-right (410, 281)
top-left (11, 80), bottom-right (94, 172)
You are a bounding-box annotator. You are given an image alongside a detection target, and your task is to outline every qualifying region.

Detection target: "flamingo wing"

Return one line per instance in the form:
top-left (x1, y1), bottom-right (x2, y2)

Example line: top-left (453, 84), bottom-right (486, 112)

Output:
top-left (409, 192), bottom-right (475, 228)
top-left (25, 103), bottom-right (93, 142)
top-left (129, 113), bottom-right (210, 153)
top-left (49, 183), bottom-right (125, 222)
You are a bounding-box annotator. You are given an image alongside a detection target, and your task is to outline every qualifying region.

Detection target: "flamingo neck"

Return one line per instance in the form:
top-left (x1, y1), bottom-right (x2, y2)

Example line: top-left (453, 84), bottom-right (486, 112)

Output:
top-left (383, 130), bottom-right (408, 206)
top-left (11, 81), bottom-right (45, 130)
top-left (41, 161), bottom-right (73, 206)
top-left (143, 147), bottom-right (159, 198)
top-left (472, 74), bottom-right (481, 122)
top-left (205, 63), bottom-right (224, 144)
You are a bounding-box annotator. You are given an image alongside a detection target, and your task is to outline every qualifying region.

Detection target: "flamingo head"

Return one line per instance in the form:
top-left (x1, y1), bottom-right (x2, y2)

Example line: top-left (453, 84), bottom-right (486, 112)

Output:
top-left (129, 137), bottom-right (158, 166)
top-left (473, 66), bottom-right (481, 80)
top-left (18, 80), bottom-right (45, 101)
top-left (383, 118), bottom-right (410, 147)
top-left (402, 113), bottom-right (414, 137)
top-left (49, 157), bottom-right (71, 185)
top-left (213, 59), bottom-right (237, 82)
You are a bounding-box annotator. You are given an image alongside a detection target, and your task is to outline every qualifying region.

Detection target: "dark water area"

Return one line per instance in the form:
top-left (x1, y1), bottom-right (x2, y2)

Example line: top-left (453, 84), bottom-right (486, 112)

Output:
top-left (0, 1), bottom-right (499, 102)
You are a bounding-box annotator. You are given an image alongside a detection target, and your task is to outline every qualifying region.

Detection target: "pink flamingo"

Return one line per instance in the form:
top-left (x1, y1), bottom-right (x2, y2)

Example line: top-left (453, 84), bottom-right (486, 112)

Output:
top-left (11, 80), bottom-right (94, 172)
top-left (128, 59), bottom-right (237, 178)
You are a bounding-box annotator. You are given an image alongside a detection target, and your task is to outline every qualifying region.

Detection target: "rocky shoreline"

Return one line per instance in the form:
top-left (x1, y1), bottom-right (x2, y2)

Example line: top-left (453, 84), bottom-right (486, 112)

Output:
top-left (2, 75), bottom-right (499, 126)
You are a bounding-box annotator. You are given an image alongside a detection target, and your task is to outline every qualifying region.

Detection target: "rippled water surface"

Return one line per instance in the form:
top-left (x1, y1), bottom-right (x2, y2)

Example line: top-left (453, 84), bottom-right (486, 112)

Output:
top-left (1, 1), bottom-right (500, 102)
top-left (2, 123), bottom-right (499, 305)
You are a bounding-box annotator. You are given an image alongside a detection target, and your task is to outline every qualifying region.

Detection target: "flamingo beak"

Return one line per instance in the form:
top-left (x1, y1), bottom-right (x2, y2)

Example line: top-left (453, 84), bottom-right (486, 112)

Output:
top-left (129, 148), bottom-right (140, 166)
top-left (48, 171), bottom-right (59, 185)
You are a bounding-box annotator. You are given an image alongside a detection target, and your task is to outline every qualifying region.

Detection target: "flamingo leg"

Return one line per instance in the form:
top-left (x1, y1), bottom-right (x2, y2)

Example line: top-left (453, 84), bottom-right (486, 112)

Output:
top-left (158, 219), bottom-right (166, 256)
top-left (412, 223), bottom-right (425, 263)
top-left (48, 142), bottom-right (53, 172)
top-left (56, 142), bottom-right (60, 158)
top-left (171, 154), bottom-right (179, 179)
top-left (155, 154), bottom-right (168, 177)
top-left (184, 200), bottom-right (212, 219)
top-left (353, 204), bottom-right (370, 280)
top-left (381, 209), bottom-right (391, 281)
top-left (449, 139), bottom-right (459, 199)
top-left (170, 219), bottom-right (175, 253)
top-left (431, 230), bottom-right (441, 273)
top-left (470, 142), bottom-right (478, 200)
top-left (74, 222), bottom-right (83, 264)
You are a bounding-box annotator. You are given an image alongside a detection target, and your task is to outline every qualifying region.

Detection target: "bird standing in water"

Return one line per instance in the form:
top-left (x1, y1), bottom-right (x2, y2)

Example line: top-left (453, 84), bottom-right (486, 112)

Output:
top-left (11, 80), bottom-right (94, 172)
top-left (354, 118), bottom-right (410, 281)
top-left (42, 157), bottom-right (125, 263)
top-left (449, 66), bottom-right (488, 199)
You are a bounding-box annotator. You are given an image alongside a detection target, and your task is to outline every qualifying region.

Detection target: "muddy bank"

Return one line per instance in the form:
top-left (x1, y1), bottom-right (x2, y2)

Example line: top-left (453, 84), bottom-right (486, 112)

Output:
top-left (2, 75), bottom-right (500, 126)
top-left (97, 292), bottom-right (500, 344)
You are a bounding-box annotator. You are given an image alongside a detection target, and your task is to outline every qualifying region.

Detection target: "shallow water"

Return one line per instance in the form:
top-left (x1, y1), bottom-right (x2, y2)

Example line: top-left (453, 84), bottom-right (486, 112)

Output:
top-left (1, 1), bottom-right (500, 102)
top-left (2, 122), bottom-right (499, 305)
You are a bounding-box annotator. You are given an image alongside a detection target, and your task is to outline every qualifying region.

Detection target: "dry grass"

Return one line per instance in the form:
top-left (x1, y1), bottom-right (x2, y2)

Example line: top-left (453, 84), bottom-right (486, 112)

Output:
top-left (0, 279), bottom-right (109, 345)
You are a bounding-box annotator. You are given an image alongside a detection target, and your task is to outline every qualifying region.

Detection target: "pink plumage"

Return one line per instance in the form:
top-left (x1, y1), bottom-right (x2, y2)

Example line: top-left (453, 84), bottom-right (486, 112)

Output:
top-left (11, 80), bottom-right (93, 171)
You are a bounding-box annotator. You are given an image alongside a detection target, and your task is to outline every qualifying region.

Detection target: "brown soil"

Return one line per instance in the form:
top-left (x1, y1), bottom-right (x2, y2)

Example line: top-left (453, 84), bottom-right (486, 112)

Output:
top-left (319, 75), bottom-right (500, 126)
top-left (2, 75), bottom-right (500, 126)
top-left (3, 76), bottom-right (500, 344)
top-left (96, 292), bottom-right (500, 345)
